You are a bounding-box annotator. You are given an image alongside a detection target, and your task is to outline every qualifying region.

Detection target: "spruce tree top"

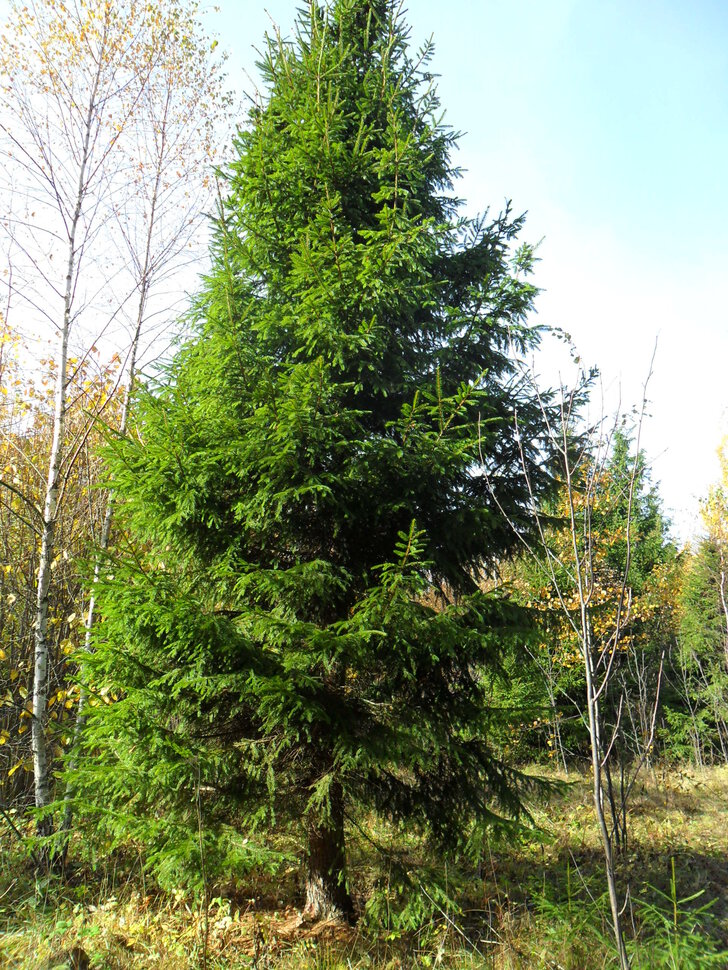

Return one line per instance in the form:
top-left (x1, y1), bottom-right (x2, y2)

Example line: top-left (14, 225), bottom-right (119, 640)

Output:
top-left (149, 0), bottom-right (549, 597)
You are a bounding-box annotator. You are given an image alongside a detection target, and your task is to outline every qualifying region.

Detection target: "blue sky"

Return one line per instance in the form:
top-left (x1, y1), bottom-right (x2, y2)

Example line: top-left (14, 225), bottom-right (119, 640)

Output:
top-left (210, 0), bottom-right (728, 540)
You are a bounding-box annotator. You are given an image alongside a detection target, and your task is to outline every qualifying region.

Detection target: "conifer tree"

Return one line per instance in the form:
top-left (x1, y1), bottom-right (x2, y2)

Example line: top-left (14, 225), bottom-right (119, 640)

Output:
top-left (671, 539), bottom-right (728, 763)
top-left (73, 0), bottom-right (555, 919)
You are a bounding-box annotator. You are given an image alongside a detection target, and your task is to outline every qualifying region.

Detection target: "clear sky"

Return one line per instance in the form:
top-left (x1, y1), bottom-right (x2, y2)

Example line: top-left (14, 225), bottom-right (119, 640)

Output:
top-left (208, 0), bottom-right (728, 541)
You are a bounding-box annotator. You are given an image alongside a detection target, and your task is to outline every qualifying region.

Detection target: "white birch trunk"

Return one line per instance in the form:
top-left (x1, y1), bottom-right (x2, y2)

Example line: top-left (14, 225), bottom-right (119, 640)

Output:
top-left (31, 53), bottom-right (104, 840)
top-left (718, 549), bottom-right (728, 670)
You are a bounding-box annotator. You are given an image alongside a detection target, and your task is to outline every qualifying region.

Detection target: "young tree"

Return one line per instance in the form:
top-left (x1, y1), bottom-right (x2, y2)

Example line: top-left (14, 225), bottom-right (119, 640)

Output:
top-left (508, 429), bottom-right (675, 821)
top-left (499, 383), bottom-right (676, 970)
top-left (669, 440), bottom-right (728, 764)
top-left (671, 539), bottom-right (728, 763)
top-left (73, 0), bottom-right (555, 920)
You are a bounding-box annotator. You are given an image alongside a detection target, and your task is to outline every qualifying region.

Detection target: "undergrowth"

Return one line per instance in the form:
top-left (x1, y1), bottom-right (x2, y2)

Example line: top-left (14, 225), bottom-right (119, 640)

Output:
top-left (2, 767), bottom-right (727, 968)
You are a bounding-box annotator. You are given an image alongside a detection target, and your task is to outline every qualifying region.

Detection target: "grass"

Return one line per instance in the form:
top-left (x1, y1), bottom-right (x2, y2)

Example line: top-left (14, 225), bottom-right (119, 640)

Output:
top-left (2, 766), bottom-right (728, 968)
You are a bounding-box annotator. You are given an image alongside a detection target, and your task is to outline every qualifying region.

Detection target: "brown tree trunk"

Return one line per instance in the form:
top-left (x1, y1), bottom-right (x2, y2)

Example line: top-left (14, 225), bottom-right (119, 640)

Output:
top-left (303, 781), bottom-right (354, 922)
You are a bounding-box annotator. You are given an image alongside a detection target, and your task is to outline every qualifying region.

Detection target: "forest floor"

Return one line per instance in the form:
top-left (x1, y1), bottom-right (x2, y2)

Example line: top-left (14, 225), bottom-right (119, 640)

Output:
top-left (1, 766), bottom-right (728, 969)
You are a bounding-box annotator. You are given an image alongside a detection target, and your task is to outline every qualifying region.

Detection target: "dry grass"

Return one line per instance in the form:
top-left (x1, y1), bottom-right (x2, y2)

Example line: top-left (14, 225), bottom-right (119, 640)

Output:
top-left (1, 766), bottom-right (728, 968)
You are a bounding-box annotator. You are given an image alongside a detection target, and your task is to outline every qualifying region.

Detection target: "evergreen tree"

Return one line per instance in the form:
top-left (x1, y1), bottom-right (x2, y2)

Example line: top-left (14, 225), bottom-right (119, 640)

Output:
top-left (72, 0), bottom-right (555, 919)
top-left (669, 539), bottom-right (728, 763)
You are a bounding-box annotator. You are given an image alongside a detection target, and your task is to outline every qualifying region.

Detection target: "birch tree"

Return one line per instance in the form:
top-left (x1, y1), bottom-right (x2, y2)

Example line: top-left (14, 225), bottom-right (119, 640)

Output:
top-left (487, 376), bottom-right (659, 970)
top-left (62, 3), bottom-right (229, 841)
top-left (0, 0), bottom-right (227, 845)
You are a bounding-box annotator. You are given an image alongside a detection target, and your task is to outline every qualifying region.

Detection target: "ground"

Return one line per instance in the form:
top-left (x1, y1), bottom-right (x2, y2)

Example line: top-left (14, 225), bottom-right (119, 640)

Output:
top-left (1, 767), bottom-right (727, 969)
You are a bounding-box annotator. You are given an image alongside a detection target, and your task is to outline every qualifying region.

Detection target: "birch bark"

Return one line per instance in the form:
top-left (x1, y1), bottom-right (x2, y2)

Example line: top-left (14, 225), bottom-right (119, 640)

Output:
top-left (32, 38), bottom-right (106, 835)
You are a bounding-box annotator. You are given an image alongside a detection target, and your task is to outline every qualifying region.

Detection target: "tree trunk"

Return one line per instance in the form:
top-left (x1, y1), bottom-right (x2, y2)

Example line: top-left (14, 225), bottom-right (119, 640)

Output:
top-left (303, 781), bottom-right (354, 922)
top-left (31, 220), bottom-right (70, 847)
top-left (31, 31), bottom-right (106, 853)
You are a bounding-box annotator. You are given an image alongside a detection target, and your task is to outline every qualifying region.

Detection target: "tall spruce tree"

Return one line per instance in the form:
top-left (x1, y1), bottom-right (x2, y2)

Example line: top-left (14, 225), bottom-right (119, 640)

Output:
top-left (72, 0), bottom-right (555, 919)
